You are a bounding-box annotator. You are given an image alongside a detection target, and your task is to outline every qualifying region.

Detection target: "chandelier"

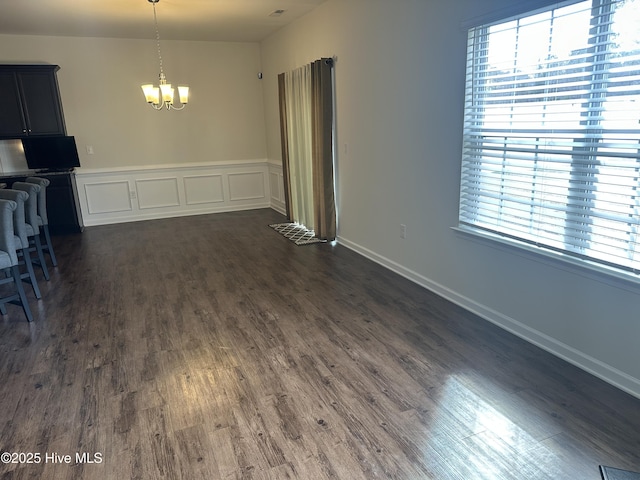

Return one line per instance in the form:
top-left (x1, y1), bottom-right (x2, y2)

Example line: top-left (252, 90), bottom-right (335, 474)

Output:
top-left (141, 0), bottom-right (189, 110)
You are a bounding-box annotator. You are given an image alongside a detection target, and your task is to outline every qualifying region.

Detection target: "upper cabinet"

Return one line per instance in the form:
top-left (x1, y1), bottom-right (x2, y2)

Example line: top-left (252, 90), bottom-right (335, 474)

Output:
top-left (0, 65), bottom-right (66, 139)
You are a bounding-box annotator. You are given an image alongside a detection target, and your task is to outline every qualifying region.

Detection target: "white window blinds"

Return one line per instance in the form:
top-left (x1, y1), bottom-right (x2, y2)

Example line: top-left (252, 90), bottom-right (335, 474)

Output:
top-left (459, 0), bottom-right (640, 274)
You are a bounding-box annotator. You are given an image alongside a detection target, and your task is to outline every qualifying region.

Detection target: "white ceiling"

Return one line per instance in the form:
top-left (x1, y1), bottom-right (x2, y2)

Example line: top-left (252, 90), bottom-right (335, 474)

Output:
top-left (0, 0), bottom-right (328, 42)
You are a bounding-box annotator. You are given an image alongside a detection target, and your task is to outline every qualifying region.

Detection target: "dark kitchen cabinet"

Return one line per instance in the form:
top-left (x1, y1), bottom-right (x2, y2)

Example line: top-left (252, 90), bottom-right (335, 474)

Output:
top-left (0, 65), bottom-right (66, 139)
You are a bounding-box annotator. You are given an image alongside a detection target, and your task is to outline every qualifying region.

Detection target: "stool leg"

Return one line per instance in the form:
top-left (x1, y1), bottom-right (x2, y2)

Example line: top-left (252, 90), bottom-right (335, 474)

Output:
top-left (11, 265), bottom-right (33, 322)
top-left (20, 247), bottom-right (41, 299)
top-left (43, 225), bottom-right (57, 267)
top-left (33, 235), bottom-right (49, 281)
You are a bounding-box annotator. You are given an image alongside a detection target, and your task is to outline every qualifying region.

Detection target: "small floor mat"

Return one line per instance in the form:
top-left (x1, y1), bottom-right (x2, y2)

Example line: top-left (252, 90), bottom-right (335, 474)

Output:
top-left (269, 223), bottom-right (326, 246)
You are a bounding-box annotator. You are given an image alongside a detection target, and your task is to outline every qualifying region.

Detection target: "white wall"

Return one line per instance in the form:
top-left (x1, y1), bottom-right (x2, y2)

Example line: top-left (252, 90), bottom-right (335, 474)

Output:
top-left (0, 34), bottom-right (267, 169)
top-left (260, 0), bottom-right (640, 397)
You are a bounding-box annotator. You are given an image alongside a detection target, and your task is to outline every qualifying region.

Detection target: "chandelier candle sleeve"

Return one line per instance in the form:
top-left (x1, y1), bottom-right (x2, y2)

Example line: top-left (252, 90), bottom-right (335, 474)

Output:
top-left (160, 83), bottom-right (172, 103)
top-left (141, 84), bottom-right (160, 104)
top-left (178, 86), bottom-right (189, 104)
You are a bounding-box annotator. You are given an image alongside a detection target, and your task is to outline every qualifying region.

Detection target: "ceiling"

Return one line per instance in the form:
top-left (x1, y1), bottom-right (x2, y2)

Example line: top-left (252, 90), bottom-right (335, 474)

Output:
top-left (0, 0), bottom-right (328, 42)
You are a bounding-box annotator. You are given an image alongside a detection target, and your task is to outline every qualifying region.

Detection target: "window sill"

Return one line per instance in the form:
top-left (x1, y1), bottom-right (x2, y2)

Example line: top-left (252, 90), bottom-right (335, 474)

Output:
top-left (451, 225), bottom-right (640, 293)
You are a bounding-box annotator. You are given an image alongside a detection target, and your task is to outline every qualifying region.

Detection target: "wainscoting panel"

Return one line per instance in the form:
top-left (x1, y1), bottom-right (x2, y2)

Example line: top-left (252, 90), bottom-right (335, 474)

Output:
top-left (184, 174), bottom-right (225, 205)
top-left (228, 172), bottom-right (266, 201)
top-left (75, 160), bottom-right (273, 226)
top-left (269, 171), bottom-right (280, 201)
top-left (268, 161), bottom-right (286, 215)
top-left (136, 177), bottom-right (181, 210)
top-left (84, 180), bottom-right (133, 215)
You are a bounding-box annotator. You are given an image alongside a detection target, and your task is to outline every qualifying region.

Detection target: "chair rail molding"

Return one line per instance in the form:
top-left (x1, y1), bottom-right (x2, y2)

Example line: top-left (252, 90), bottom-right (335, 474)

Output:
top-left (75, 160), bottom-right (282, 227)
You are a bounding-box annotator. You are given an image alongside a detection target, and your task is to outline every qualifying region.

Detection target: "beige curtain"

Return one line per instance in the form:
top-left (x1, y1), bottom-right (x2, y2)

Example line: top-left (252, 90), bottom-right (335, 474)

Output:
top-left (278, 58), bottom-right (336, 241)
top-left (284, 64), bottom-right (314, 229)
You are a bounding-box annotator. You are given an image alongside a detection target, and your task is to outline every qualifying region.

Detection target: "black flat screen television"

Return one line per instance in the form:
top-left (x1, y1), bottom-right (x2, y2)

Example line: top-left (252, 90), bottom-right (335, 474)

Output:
top-left (21, 135), bottom-right (81, 172)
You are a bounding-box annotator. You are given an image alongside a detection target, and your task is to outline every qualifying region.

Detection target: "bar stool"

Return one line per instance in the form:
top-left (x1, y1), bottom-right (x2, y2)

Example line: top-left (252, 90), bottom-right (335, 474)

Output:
top-left (25, 177), bottom-right (58, 267)
top-left (11, 182), bottom-right (49, 281)
top-left (0, 199), bottom-right (34, 322)
top-left (0, 188), bottom-right (41, 298)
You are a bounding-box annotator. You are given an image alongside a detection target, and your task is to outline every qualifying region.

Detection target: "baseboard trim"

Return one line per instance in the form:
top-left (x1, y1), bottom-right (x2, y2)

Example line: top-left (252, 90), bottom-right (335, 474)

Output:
top-left (336, 234), bottom-right (640, 400)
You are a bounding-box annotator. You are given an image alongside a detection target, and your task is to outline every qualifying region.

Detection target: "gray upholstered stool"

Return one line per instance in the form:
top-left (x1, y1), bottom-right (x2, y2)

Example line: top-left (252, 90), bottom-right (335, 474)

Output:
top-left (25, 177), bottom-right (58, 267)
top-left (0, 199), bottom-right (34, 322)
top-left (0, 189), bottom-right (41, 299)
top-left (11, 182), bottom-right (49, 281)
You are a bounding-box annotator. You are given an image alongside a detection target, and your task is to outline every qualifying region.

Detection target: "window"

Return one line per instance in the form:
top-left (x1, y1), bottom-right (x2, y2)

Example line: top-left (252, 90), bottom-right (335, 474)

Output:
top-left (458, 0), bottom-right (640, 276)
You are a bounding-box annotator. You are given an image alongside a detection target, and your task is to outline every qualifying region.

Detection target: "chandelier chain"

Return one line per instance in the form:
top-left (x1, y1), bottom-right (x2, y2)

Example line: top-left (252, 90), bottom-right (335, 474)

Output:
top-left (152, 1), bottom-right (165, 81)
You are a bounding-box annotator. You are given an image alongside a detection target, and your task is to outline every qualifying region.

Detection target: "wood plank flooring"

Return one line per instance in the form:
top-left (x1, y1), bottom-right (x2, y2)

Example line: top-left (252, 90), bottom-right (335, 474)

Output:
top-left (0, 208), bottom-right (639, 479)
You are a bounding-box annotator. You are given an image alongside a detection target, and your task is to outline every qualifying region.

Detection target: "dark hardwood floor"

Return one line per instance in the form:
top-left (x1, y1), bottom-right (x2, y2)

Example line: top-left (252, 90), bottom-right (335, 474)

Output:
top-left (0, 208), bottom-right (638, 479)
